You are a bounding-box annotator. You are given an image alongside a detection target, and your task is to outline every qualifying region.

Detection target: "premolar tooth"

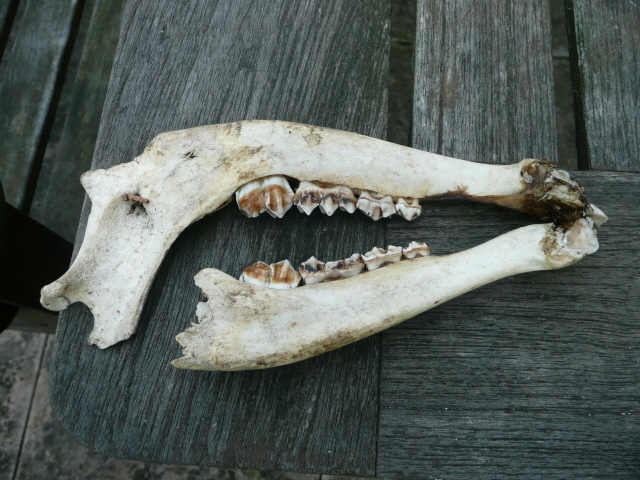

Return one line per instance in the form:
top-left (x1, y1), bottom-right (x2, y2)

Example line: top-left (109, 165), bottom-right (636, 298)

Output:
top-left (240, 260), bottom-right (300, 289)
top-left (362, 245), bottom-right (403, 270)
top-left (402, 241), bottom-right (430, 259)
top-left (293, 181), bottom-right (322, 215)
top-left (262, 175), bottom-right (294, 218)
top-left (324, 185), bottom-right (357, 215)
top-left (357, 191), bottom-right (395, 221)
top-left (324, 253), bottom-right (365, 280)
top-left (299, 256), bottom-right (329, 284)
top-left (235, 180), bottom-right (266, 217)
top-left (395, 197), bottom-right (422, 221)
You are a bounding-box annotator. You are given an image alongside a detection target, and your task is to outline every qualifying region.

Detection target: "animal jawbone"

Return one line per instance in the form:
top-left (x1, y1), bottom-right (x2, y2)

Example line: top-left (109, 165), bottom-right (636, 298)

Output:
top-left (39, 120), bottom-right (605, 367)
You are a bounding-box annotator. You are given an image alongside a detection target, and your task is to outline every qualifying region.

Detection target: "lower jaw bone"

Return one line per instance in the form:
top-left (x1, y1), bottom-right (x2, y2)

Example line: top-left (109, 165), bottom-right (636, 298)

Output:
top-left (172, 219), bottom-right (598, 371)
top-left (38, 120), bottom-right (606, 349)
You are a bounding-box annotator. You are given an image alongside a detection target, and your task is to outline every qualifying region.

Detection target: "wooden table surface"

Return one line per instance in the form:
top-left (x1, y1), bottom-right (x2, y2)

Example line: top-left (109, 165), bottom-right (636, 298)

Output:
top-left (2, 0), bottom-right (634, 477)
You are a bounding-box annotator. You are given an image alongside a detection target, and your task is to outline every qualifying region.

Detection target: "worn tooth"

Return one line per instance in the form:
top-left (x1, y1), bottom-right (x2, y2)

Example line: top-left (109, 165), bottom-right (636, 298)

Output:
top-left (362, 245), bottom-right (403, 270)
top-left (319, 196), bottom-right (339, 216)
top-left (261, 175), bottom-right (294, 218)
top-left (269, 260), bottom-right (301, 289)
top-left (395, 197), bottom-right (422, 221)
top-left (293, 181), bottom-right (322, 215)
top-left (402, 241), bottom-right (430, 259)
top-left (357, 191), bottom-right (395, 221)
top-left (240, 260), bottom-right (300, 289)
top-left (299, 256), bottom-right (329, 285)
top-left (239, 261), bottom-right (271, 287)
top-left (236, 180), bottom-right (266, 217)
top-left (324, 253), bottom-right (365, 281)
top-left (323, 185), bottom-right (357, 215)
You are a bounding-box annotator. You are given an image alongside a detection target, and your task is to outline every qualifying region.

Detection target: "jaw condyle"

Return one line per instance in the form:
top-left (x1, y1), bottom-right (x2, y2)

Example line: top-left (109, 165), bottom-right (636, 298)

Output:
top-left (39, 120), bottom-right (606, 369)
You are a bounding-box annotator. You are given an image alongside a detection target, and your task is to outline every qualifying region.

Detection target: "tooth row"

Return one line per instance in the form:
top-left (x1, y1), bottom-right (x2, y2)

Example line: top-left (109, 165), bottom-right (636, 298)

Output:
top-left (241, 242), bottom-right (429, 290)
top-left (239, 260), bottom-right (301, 289)
top-left (293, 182), bottom-right (357, 216)
top-left (236, 175), bottom-right (294, 218)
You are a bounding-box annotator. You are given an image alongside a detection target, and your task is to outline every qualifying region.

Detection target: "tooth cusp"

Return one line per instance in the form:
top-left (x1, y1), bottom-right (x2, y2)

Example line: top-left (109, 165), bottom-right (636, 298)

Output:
top-left (356, 191), bottom-right (395, 221)
top-left (240, 259), bottom-right (300, 289)
top-left (395, 197), bottom-right (422, 221)
top-left (294, 182), bottom-right (357, 216)
top-left (402, 241), bottom-right (430, 259)
top-left (299, 253), bottom-right (364, 284)
top-left (236, 175), bottom-right (294, 218)
top-left (362, 245), bottom-right (403, 270)
top-left (299, 256), bottom-right (329, 284)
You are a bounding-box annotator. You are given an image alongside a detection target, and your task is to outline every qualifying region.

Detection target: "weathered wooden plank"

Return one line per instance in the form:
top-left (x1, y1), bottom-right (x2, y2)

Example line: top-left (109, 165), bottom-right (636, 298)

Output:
top-left (566, 0), bottom-right (640, 172)
top-left (0, 0), bottom-right (82, 209)
top-left (412, 0), bottom-right (557, 164)
top-left (30, 0), bottom-right (126, 241)
top-left (378, 172), bottom-right (640, 478)
top-left (0, 0), bottom-right (19, 59)
top-left (0, 330), bottom-right (47, 480)
top-left (50, 0), bottom-right (389, 475)
top-left (16, 335), bottom-right (320, 480)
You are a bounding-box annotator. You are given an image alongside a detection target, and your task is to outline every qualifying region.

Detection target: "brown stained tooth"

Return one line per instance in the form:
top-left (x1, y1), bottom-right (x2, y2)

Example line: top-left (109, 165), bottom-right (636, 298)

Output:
top-left (262, 176), bottom-right (294, 218)
top-left (362, 245), bottom-right (403, 270)
top-left (268, 260), bottom-right (301, 289)
top-left (402, 241), bottom-right (430, 259)
top-left (235, 176), bottom-right (294, 218)
top-left (324, 253), bottom-right (364, 280)
top-left (239, 261), bottom-right (271, 287)
top-left (293, 181), bottom-right (322, 215)
top-left (320, 185), bottom-right (357, 215)
top-left (356, 191), bottom-right (395, 221)
top-left (236, 179), bottom-right (266, 217)
top-left (395, 197), bottom-right (422, 221)
top-left (239, 260), bottom-right (300, 289)
top-left (299, 256), bottom-right (329, 284)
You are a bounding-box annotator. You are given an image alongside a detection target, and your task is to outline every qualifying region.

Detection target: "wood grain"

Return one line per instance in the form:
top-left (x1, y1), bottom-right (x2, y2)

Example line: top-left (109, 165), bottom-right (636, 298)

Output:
top-left (30, 0), bottom-right (126, 241)
top-left (50, 0), bottom-right (389, 475)
top-left (378, 178), bottom-right (640, 476)
top-left (0, 0), bottom-right (82, 209)
top-left (566, 0), bottom-right (640, 172)
top-left (412, 0), bottom-right (557, 164)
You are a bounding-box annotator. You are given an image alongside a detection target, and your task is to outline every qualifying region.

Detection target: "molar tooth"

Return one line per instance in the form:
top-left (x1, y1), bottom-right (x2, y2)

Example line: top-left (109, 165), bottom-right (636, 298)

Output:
top-left (402, 241), bottom-right (430, 259)
top-left (299, 256), bottom-right (329, 284)
top-left (395, 197), bottom-right (422, 221)
top-left (324, 253), bottom-right (365, 280)
top-left (236, 180), bottom-right (266, 217)
top-left (357, 191), bottom-right (395, 221)
top-left (362, 245), bottom-right (403, 270)
top-left (239, 261), bottom-right (271, 286)
top-left (293, 181), bottom-right (322, 215)
top-left (268, 260), bottom-right (301, 289)
top-left (240, 260), bottom-right (300, 289)
top-left (262, 175), bottom-right (294, 218)
top-left (324, 185), bottom-right (357, 215)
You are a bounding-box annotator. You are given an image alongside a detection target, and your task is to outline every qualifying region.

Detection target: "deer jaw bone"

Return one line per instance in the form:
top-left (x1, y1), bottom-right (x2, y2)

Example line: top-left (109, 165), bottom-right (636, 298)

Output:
top-left (172, 219), bottom-right (598, 370)
top-left (39, 120), bottom-right (604, 349)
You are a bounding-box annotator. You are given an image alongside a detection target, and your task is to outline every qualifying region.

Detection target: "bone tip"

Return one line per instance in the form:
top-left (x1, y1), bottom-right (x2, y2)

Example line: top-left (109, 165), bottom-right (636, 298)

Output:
top-left (40, 282), bottom-right (71, 311)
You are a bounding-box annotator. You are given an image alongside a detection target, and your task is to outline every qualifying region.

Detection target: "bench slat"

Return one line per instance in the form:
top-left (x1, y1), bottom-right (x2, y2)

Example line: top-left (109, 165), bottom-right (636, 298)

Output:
top-left (566, 0), bottom-right (640, 171)
top-left (378, 172), bottom-right (640, 478)
top-left (30, 0), bottom-right (126, 242)
top-left (50, 0), bottom-right (389, 475)
top-left (0, 0), bottom-right (81, 209)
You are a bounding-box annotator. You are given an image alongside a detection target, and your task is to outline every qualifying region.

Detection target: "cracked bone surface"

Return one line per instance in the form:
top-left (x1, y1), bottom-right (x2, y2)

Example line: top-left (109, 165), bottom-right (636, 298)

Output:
top-left (172, 220), bottom-right (599, 370)
top-left (39, 120), bottom-right (606, 349)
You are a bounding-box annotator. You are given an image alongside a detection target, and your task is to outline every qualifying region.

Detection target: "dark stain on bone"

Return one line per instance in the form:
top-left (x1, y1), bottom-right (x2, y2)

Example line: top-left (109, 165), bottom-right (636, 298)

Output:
top-left (122, 194), bottom-right (149, 214)
top-left (183, 151), bottom-right (197, 159)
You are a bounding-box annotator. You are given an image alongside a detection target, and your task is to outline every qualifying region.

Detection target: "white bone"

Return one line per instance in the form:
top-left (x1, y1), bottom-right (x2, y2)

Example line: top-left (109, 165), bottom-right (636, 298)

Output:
top-left (39, 120), bottom-right (605, 349)
top-left (171, 220), bottom-right (599, 370)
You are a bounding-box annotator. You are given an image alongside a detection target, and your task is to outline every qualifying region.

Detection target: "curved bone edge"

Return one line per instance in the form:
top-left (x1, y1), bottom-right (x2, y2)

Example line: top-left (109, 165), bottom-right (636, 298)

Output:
top-left (40, 120), bottom-right (601, 348)
top-left (171, 221), bottom-right (598, 371)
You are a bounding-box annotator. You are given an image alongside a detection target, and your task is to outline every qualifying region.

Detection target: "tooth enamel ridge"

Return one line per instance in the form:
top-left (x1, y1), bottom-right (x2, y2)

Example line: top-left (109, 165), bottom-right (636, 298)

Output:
top-left (395, 197), bottom-right (422, 221)
top-left (362, 246), bottom-right (403, 270)
top-left (239, 260), bottom-right (300, 289)
top-left (402, 241), bottom-right (430, 259)
top-left (236, 175), bottom-right (294, 218)
top-left (293, 182), bottom-right (357, 216)
top-left (356, 191), bottom-right (396, 221)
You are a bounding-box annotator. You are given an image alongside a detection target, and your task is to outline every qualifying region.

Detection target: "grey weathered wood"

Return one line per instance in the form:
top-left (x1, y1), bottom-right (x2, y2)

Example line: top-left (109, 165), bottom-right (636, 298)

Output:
top-left (30, 0), bottom-right (127, 241)
top-left (566, 0), bottom-right (640, 172)
top-left (50, 0), bottom-right (389, 475)
top-left (0, 0), bottom-right (81, 209)
top-left (0, 330), bottom-right (47, 480)
top-left (378, 172), bottom-right (640, 478)
top-left (412, 0), bottom-right (557, 164)
top-left (0, 0), bottom-right (19, 59)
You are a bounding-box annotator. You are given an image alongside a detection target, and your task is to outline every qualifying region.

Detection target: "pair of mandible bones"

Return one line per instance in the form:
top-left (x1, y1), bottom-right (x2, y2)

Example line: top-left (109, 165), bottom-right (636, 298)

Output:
top-left (40, 121), bottom-right (606, 371)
